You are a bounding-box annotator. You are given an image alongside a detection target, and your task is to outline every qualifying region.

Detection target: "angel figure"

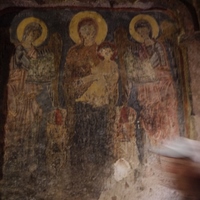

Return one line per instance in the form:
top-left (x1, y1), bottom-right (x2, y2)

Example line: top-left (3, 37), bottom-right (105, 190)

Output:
top-left (7, 19), bottom-right (44, 131)
top-left (128, 14), bottom-right (180, 145)
top-left (5, 16), bottom-right (63, 174)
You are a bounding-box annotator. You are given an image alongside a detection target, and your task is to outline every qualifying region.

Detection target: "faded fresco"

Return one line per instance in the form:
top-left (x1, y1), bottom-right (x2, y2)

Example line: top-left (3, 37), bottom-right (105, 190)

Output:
top-left (1, 9), bottom-right (183, 200)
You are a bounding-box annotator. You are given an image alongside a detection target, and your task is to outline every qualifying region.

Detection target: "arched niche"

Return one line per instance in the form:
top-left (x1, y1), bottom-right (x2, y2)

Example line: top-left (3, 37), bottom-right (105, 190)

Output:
top-left (0, 1), bottom-right (199, 199)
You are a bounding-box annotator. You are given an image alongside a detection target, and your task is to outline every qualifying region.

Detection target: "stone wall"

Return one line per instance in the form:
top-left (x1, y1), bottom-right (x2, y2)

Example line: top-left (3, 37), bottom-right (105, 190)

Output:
top-left (0, 1), bottom-right (199, 200)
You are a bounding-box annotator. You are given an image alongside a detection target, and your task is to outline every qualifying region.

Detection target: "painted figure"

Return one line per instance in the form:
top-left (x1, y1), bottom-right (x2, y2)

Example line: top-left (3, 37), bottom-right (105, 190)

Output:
top-left (66, 19), bottom-right (101, 99)
top-left (46, 108), bottom-right (67, 174)
top-left (76, 41), bottom-right (119, 107)
top-left (128, 15), bottom-right (179, 145)
top-left (4, 19), bottom-right (49, 186)
top-left (6, 21), bottom-right (44, 131)
top-left (64, 11), bottom-right (113, 199)
top-left (5, 16), bottom-right (63, 173)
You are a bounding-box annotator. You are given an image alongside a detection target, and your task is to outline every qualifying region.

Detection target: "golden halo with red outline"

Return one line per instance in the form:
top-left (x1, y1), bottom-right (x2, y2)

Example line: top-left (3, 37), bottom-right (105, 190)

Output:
top-left (69, 11), bottom-right (108, 45)
top-left (16, 17), bottom-right (48, 46)
top-left (129, 14), bottom-right (159, 43)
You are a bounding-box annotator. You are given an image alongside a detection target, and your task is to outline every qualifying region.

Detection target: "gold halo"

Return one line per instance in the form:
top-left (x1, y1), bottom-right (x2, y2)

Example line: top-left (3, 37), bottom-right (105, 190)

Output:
top-left (17, 17), bottom-right (48, 46)
top-left (129, 14), bottom-right (159, 43)
top-left (69, 11), bottom-right (107, 45)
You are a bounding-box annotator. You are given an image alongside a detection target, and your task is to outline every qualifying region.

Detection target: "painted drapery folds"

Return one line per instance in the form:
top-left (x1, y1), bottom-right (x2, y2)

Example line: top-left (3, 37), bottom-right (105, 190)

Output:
top-left (2, 8), bottom-right (183, 200)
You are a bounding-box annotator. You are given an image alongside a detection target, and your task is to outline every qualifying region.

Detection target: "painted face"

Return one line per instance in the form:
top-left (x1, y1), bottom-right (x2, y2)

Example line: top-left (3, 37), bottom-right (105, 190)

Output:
top-left (79, 23), bottom-right (96, 41)
top-left (99, 47), bottom-right (113, 60)
top-left (136, 26), bottom-right (151, 39)
top-left (24, 31), bottom-right (36, 44)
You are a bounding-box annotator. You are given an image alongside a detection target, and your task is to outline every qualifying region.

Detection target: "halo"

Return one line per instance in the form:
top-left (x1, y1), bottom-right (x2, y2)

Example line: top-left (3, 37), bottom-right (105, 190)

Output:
top-left (129, 14), bottom-right (159, 43)
top-left (69, 11), bottom-right (107, 45)
top-left (16, 17), bottom-right (48, 46)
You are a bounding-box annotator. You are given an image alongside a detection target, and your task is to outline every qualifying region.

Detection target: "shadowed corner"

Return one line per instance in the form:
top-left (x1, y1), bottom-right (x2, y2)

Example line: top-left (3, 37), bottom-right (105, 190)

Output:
top-left (0, 10), bottom-right (18, 200)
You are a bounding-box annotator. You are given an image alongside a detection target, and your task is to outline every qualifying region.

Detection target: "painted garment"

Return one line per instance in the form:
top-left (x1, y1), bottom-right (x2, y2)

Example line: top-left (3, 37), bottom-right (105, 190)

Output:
top-left (76, 59), bottom-right (119, 107)
top-left (6, 45), bottom-right (42, 130)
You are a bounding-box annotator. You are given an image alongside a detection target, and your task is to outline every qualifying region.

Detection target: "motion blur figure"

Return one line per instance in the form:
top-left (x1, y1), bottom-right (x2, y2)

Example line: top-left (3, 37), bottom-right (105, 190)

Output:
top-left (152, 137), bottom-right (200, 200)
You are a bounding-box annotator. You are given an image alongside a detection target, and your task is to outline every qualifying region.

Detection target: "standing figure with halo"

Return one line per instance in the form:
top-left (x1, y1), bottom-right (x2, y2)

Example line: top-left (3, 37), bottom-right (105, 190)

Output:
top-left (64, 11), bottom-right (113, 200)
top-left (127, 14), bottom-right (180, 145)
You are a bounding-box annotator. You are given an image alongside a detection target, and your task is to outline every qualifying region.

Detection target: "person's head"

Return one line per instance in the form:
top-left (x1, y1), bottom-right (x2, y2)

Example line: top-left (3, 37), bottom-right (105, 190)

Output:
top-left (135, 20), bottom-right (152, 40)
top-left (97, 42), bottom-right (117, 60)
top-left (78, 18), bottom-right (98, 45)
top-left (22, 22), bottom-right (42, 45)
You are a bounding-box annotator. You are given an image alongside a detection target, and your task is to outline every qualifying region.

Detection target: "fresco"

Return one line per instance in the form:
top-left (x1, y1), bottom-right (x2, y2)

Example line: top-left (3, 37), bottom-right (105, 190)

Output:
top-left (1, 8), bottom-right (183, 200)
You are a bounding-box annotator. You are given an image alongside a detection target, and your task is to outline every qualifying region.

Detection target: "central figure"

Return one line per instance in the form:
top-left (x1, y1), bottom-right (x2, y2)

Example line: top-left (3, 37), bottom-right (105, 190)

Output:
top-left (66, 17), bottom-right (103, 99)
top-left (63, 11), bottom-right (114, 200)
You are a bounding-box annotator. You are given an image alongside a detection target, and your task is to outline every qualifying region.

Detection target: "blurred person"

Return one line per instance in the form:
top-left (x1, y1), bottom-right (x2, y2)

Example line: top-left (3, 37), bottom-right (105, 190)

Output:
top-left (151, 137), bottom-right (200, 200)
